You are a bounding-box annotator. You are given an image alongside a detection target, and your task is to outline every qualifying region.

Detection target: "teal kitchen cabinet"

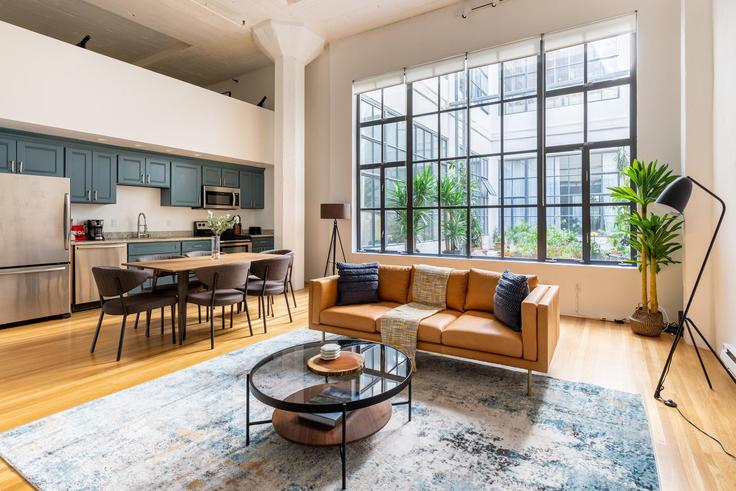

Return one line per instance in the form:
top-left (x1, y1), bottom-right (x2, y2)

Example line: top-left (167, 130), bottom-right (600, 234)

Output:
top-left (66, 147), bottom-right (117, 203)
top-left (181, 240), bottom-right (211, 254)
top-left (0, 134), bottom-right (16, 174)
top-left (15, 137), bottom-right (64, 177)
top-left (118, 153), bottom-right (170, 188)
top-left (222, 168), bottom-right (239, 188)
top-left (203, 164), bottom-right (239, 188)
top-left (161, 161), bottom-right (201, 207)
top-left (128, 241), bottom-right (181, 293)
top-left (251, 236), bottom-right (274, 253)
top-left (240, 168), bottom-right (265, 209)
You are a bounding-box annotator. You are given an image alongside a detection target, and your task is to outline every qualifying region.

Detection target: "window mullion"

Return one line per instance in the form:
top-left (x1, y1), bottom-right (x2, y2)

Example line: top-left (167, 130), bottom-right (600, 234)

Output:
top-left (538, 38), bottom-right (546, 262)
top-left (406, 83), bottom-right (414, 254)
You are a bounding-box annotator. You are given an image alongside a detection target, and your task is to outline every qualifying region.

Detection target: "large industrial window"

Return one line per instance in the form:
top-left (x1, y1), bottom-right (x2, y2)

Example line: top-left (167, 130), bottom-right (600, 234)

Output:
top-left (355, 15), bottom-right (636, 264)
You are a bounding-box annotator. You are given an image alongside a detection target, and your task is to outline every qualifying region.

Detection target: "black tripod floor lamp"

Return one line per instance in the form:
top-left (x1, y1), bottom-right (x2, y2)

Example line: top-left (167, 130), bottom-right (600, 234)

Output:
top-left (653, 176), bottom-right (736, 407)
top-left (321, 203), bottom-right (350, 276)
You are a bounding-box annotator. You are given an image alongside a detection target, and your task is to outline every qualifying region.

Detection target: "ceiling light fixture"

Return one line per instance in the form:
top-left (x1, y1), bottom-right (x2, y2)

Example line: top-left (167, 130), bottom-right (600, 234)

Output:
top-left (460, 0), bottom-right (508, 19)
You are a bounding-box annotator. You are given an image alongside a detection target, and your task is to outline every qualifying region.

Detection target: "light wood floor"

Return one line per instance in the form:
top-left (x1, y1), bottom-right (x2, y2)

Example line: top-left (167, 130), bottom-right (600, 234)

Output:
top-left (0, 290), bottom-right (734, 490)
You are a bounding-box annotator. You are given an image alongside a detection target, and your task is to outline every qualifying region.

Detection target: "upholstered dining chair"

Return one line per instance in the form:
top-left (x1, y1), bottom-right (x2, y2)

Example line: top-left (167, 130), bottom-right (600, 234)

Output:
top-left (184, 250), bottom-right (214, 322)
top-left (130, 253), bottom-right (185, 334)
top-left (261, 249), bottom-right (296, 308)
top-left (90, 267), bottom-right (178, 361)
top-left (187, 262), bottom-right (252, 349)
top-left (241, 255), bottom-right (292, 333)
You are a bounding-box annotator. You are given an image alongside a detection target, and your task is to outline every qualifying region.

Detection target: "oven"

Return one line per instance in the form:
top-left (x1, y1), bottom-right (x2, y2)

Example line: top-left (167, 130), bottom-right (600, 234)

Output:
top-left (220, 240), bottom-right (252, 254)
top-left (202, 185), bottom-right (240, 210)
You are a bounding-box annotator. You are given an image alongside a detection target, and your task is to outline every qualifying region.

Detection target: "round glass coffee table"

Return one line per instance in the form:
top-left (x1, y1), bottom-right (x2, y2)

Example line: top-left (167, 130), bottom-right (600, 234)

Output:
top-left (246, 340), bottom-right (413, 489)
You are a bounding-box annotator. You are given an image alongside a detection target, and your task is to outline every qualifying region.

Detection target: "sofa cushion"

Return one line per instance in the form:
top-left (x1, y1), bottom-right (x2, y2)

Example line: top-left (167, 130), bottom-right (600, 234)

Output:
top-left (446, 269), bottom-right (469, 311)
top-left (320, 301), bottom-right (401, 333)
top-left (378, 265), bottom-right (412, 304)
top-left (442, 310), bottom-right (523, 357)
top-left (336, 262), bottom-right (379, 305)
top-left (376, 309), bottom-right (461, 344)
top-left (493, 269), bottom-right (530, 332)
top-left (464, 268), bottom-right (539, 312)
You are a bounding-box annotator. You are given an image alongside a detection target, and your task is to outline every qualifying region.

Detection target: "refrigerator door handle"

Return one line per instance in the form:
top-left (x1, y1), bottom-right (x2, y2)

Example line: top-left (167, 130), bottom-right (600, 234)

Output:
top-left (64, 193), bottom-right (70, 251)
top-left (0, 265), bottom-right (67, 276)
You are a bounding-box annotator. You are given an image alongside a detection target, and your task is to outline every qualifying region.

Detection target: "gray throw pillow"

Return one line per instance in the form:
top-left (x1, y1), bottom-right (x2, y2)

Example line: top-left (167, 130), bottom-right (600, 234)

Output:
top-left (493, 269), bottom-right (530, 332)
top-left (336, 262), bottom-right (380, 305)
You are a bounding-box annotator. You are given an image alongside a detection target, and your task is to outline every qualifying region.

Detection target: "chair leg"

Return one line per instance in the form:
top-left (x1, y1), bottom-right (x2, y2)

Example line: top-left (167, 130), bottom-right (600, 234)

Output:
top-left (90, 310), bottom-right (104, 353)
top-left (244, 299), bottom-right (253, 337)
top-left (283, 291), bottom-right (293, 323)
top-left (206, 306), bottom-right (210, 322)
top-left (209, 308), bottom-right (215, 350)
top-left (261, 296), bottom-right (267, 333)
top-left (527, 369), bottom-right (532, 396)
top-left (198, 305), bottom-right (202, 324)
top-left (230, 305), bottom-right (234, 328)
top-left (145, 310), bottom-right (151, 337)
top-left (221, 306), bottom-right (225, 330)
top-left (134, 312), bottom-right (140, 329)
top-left (160, 307), bottom-right (165, 335)
top-left (170, 304), bottom-right (176, 345)
top-left (289, 280), bottom-right (297, 307)
top-left (257, 297), bottom-right (261, 319)
top-left (270, 296), bottom-right (275, 318)
top-left (116, 314), bottom-right (128, 362)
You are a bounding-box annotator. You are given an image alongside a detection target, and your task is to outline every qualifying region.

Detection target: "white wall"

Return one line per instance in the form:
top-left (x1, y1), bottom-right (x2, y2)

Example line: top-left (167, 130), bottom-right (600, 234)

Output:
top-left (304, 0), bottom-right (684, 320)
top-left (712, 0), bottom-right (736, 350)
top-left (70, 166), bottom-right (275, 233)
top-left (208, 65), bottom-right (276, 111)
top-left (0, 20), bottom-right (273, 166)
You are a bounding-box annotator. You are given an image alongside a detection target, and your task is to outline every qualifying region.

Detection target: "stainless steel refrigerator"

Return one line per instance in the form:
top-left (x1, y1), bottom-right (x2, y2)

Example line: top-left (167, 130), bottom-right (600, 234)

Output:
top-left (0, 173), bottom-right (71, 325)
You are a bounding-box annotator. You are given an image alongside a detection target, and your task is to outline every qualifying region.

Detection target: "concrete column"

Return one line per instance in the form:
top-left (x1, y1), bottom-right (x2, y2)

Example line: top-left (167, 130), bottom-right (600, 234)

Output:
top-left (253, 21), bottom-right (324, 289)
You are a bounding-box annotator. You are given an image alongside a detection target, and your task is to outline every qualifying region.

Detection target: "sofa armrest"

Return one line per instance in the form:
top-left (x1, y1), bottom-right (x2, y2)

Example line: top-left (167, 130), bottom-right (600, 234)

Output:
top-left (309, 276), bottom-right (339, 327)
top-left (521, 285), bottom-right (560, 371)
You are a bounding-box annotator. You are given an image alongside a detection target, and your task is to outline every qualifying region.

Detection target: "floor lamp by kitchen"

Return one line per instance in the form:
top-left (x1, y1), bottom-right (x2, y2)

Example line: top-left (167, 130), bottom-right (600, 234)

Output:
top-left (321, 203), bottom-right (350, 276)
top-left (653, 176), bottom-right (736, 407)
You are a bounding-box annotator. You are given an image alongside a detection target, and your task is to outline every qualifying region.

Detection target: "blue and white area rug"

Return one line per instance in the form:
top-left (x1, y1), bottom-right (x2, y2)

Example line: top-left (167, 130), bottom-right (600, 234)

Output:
top-left (0, 329), bottom-right (659, 490)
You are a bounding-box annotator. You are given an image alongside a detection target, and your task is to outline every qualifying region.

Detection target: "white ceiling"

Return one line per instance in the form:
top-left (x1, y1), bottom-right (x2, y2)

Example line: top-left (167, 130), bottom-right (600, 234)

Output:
top-left (0, 0), bottom-right (461, 87)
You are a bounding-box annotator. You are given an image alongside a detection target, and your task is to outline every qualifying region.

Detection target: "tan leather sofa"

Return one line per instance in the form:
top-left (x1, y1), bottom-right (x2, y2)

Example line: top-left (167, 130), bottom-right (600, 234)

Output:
top-left (309, 265), bottom-right (560, 394)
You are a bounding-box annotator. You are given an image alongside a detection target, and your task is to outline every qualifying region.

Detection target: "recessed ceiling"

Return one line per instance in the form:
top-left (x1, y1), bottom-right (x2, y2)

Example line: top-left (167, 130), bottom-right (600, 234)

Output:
top-left (0, 0), bottom-right (461, 87)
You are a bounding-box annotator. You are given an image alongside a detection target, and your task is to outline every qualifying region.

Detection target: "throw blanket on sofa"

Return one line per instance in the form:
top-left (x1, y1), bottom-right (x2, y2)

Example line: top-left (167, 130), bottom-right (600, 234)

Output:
top-left (380, 265), bottom-right (452, 368)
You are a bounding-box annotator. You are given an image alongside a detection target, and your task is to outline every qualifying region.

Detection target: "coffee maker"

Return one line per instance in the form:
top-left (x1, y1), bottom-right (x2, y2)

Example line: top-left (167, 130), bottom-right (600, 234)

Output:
top-left (87, 219), bottom-right (104, 240)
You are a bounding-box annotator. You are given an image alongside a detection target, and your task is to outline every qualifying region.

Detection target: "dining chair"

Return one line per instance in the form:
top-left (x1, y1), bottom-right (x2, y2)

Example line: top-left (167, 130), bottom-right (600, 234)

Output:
top-left (130, 253), bottom-right (185, 335)
top-left (187, 262), bottom-right (252, 349)
top-left (184, 250), bottom-right (213, 322)
top-left (261, 249), bottom-right (296, 308)
top-left (241, 255), bottom-right (291, 333)
top-left (90, 267), bottom-right (178, 361)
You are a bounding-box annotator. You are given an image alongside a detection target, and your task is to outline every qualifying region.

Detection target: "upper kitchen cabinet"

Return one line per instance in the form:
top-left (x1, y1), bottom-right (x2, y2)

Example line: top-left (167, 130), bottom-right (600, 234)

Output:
top-left (240, 168), bottom-right (265, 209)
top-left (0, 135), bottom-right (63, 176)
top-left (203, 164), bottom-right (239, 188)
top-left (161, 160), bottom-right (201, 207)
top-left (118, 153), bottom-right (170, 188)
top-left (65, 147), bottom-right (117, 204)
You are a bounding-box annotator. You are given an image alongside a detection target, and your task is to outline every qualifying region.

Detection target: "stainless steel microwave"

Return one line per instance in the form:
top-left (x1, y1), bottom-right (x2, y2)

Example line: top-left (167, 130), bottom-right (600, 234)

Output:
top-left (202, 185), bottom-right (240, 209)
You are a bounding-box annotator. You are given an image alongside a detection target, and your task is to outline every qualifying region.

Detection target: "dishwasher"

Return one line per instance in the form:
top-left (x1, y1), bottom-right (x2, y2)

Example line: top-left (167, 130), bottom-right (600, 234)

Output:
top-left (73, 243), bottom-right (128, 307)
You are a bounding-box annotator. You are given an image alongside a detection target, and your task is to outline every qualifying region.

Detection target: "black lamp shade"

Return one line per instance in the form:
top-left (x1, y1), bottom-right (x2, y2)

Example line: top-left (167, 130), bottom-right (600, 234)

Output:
top-left (320, 203), bottom-right (351, 220)
top-left (655, 176), bottom-right (693, 214)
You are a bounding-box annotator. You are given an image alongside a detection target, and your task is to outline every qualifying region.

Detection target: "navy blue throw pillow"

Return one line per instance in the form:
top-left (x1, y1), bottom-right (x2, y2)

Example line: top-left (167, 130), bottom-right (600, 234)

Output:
top-left (336, 262), bottom-right (380, 305)
top-left (493, 269), bottom-right (530, 332)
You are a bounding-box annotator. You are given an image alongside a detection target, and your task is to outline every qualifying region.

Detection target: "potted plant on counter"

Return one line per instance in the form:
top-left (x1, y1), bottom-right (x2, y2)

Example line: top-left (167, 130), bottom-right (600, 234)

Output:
top-left (609, 159), bottom-right (682, 336)
top-left (207, 210), bottom-right (239, 260)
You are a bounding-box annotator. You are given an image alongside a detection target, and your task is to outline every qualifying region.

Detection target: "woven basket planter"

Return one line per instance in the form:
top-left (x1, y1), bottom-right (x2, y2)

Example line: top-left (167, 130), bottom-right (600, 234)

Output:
top-left (629, 308), bottom-right (665, 337)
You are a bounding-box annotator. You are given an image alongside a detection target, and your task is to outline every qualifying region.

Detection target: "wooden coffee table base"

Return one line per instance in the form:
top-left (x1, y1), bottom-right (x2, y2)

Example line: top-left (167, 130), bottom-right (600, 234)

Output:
top-left (272, 400), bottom-right (391, 447)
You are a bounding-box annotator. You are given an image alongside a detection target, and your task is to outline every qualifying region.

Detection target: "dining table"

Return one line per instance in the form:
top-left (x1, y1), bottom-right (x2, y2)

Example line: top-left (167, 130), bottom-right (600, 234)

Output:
top-left (122, 252), bottom-right (278, 344)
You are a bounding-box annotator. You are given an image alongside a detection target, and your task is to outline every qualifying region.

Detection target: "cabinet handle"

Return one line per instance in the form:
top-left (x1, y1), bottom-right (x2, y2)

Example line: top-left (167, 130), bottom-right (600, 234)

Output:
top-left (140, 174), bottom-right (144, 183)
top-left (9, 160), bottom-right (15, 173)
top-left (87, 190), bottom-right (91, 200)
top-left (93, 190), bottom-right (98, 201)
top-left (146, 174), bottom-right (151, 184)
top-left (18, 161), bottom-right (23, 173)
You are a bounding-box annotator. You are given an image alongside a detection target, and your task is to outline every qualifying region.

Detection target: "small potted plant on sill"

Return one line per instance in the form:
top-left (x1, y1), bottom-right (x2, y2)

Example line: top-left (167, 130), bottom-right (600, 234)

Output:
top-left (207, 210), bottom-right (239, 260)
top-left (609, 159), bottom-right (682, 336)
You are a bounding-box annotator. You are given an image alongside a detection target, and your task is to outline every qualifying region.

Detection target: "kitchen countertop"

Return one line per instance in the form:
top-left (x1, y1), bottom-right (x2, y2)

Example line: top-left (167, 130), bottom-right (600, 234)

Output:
top-left (72, 234), bottom-right (273, 247)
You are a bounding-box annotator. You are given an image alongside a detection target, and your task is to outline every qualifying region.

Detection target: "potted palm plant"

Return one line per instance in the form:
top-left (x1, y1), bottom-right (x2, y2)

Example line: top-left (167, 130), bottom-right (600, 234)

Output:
top-left (609, 160), bottom-right (682, 336)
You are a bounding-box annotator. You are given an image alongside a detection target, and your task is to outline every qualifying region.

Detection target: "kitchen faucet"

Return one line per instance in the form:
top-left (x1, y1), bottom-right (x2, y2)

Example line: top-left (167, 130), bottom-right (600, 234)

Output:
top-left (137, 212), bottom-right (149, 239)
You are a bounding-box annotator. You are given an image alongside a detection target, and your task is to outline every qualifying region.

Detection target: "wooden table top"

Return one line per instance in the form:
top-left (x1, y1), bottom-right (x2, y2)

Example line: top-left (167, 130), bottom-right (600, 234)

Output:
top-left (122, 252), bottom-right (279, 272)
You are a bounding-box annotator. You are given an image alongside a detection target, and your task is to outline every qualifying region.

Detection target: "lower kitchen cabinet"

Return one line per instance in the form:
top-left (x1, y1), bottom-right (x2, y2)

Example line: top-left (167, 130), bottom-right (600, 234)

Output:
top-left (181, 240), bottom-right (211, 254)
top-left (251, 236), bottom-right (274, 253)
top-left (161, 161), bottom-right (201, 207)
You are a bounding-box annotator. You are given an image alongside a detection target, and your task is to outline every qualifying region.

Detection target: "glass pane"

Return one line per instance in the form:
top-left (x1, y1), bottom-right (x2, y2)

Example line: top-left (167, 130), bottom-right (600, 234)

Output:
top-left (587, 85), bottom-right (630, 142)
top-left (385, 210), bottom-right (408, 253)
top-left (469, 64), bottom-right (500, 104)
top-left (440, 110), bottom-right (466, 158)
top-left (440, 71), bottom-right (466, 110)
top-left (504, 208), bottom-right (537, 258)
top-left (470, 156), bottom-right (501, 205)
top-left (546, 92), bottom-right (584, 146)
top-left (359, 167), bottom-right (380, 208)
top-left (440, 160), bottom-right (467, 206)
top-left (546, 151), bottom-right (582, 205)
top-left (504, 98), bottom-right (537, 152)
top-left (383, 122), bottom-right (406, 162)
top-left (359, 89), bottom-right (381, 123)
top-left (546, 206), bottom-right (583, 260)
top-left (503, 56), bottom-right (537, 98)
top-left (413, 209), bottom-right (438, 254)
top-left (588, 34), bottom-right (631, 83)
top-left (591, 205), bottom-right (630, 262)
top-left (360, 210), bottom-right (381, 251)
top-left (471, 208), bottom-right (501, 257)
top-left (384, 166), bottom-right (407, 208)
top-left (412, 78), bottom-right (438, 115)
top-left (504, 153), bottom-right (537, 205)
top-left (545, 45), bottom-right (584, 90)
top-left (412, 162), bottom-right (438, 207)
top-left (383, 84), bottom-right (406, 118)
top-left (590, 146), bottom-right (630, 203)
top-left (412, 115), bottom-right (438, 161)
top-left (359, 125), bottom-right (381, 165)
top-left (470, 104), bottom-right (501, 155)
top-left (441, 209), bottom-right (467, 256)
